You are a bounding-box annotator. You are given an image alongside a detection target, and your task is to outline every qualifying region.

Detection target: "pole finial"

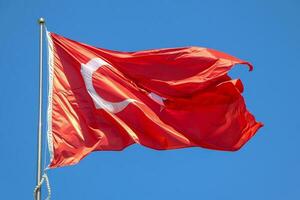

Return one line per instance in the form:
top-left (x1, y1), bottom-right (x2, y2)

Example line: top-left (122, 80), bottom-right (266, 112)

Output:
top-left (38, 17), bottom-right (45, 24)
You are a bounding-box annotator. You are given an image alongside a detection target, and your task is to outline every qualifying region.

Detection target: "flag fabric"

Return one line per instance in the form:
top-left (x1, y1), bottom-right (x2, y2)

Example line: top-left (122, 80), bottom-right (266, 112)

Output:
top-left (47, 32), bottom-right (263, 168)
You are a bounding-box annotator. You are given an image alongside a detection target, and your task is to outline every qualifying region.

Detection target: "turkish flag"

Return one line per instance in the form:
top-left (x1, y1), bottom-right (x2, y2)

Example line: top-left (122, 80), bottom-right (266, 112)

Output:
top-left (47, 32), bottom-right (263, 168)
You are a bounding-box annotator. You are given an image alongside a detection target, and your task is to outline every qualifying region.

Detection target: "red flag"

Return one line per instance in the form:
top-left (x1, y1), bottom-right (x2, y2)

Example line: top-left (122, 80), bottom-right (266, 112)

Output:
top-left (47, 32), bottom-right (263, 168)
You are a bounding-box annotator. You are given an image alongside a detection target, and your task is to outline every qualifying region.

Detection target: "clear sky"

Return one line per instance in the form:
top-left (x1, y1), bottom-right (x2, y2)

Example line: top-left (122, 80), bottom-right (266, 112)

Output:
top-left (1, 0), bottom-right (299, 199)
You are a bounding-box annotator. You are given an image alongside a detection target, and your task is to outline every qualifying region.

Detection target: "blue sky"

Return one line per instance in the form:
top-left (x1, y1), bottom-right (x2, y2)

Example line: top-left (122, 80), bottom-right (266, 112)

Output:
top-left (1, 0), bottom-right (299, 199)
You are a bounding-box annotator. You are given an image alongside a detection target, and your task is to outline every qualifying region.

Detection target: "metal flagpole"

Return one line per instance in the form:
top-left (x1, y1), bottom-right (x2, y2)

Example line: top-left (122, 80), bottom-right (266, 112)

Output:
top-left (36, 17), bottom-right (45, 200)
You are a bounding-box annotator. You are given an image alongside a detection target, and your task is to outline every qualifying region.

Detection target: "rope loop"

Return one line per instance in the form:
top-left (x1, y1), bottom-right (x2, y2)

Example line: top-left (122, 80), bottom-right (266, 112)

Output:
top-left (33, 173), bottom-right (51, 200)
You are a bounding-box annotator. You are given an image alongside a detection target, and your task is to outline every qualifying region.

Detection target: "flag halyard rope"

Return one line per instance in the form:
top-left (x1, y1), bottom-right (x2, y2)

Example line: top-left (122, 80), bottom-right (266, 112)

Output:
top-left (34, 172), bottom-right (51, 200)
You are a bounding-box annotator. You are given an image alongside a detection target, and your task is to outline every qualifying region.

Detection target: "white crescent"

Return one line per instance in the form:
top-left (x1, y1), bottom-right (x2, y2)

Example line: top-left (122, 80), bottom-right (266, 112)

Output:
top-left (81, 57), bottom-right (137, 113)
top-left (81, 57), bottom-right (165, 113)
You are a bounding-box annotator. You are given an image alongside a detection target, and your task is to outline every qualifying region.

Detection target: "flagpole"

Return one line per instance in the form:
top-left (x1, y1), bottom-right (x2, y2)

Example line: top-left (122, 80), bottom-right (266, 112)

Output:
top-left (36, 17), bottom-right (45, 200)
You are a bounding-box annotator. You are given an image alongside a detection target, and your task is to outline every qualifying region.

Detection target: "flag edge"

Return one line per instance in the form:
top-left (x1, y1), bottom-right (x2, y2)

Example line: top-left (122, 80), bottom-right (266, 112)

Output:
top-left (46, 30), bottom-right (54, 166)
